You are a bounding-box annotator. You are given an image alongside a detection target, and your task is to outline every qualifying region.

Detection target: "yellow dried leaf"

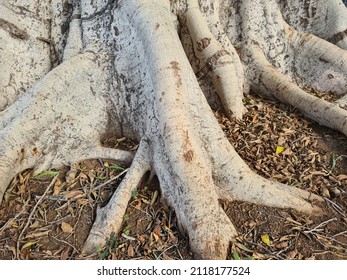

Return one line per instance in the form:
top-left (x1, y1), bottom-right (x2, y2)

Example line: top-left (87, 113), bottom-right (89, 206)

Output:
top-left (61, 222), bottom-right (73, 233)
top-left (150, 190), bottom-right (159, 205)
top-left (261, 234), bottom-right (271, 246)
top-left (275, 146), bottom-right (285, 154)
top-left (22, 241), bottom-right (36, 250)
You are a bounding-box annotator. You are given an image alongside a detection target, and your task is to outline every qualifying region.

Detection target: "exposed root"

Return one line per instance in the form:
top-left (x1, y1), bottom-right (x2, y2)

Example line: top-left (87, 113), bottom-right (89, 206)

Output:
top-left (2, 0), bottom-right (346, 261)
top-left (278, 0), bottom-right (347, 50)
top-left (288, 30), bottom-right (347, 95)
top-left (62, 4), bottom-right (83, 61)
top-left (250, 46), bottom-right (347, 137)
top-left (182, 0), bottom-right (245, 119)
top-left (0, 49), bottom-right (129, 204)
top-left (82, 139), bottom-right (150, 254)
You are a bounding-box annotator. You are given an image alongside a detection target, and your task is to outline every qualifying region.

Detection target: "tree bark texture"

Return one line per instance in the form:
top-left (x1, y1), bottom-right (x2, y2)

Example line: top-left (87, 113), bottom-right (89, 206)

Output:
top-left (0, 0), bottom-right (346, 259)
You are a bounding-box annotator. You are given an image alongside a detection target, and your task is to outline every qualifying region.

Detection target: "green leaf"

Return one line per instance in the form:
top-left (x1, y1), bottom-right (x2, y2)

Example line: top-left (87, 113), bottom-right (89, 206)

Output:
top-left (34, 170), bottom-right (59, 180)
top-left (108, 164), bottom-right (126, 171)
top-left (275, 146), bottom-right (285, 154)
top-left (236, 242), bottom-right (253, 253)
top-left (131, 189), bottom-right (139, 199)
top-left (232, 251), bottom-right (241, 260)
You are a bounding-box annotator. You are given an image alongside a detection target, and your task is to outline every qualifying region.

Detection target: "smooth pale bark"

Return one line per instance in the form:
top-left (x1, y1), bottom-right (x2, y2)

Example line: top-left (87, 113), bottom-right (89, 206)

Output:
top-left (0, 0), bottom-right (346, 259)
top-left (278, 0), bottom-right (347, 49)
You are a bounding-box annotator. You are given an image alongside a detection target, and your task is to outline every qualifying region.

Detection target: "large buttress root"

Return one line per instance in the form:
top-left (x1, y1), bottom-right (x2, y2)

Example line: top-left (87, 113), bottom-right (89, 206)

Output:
top-left (1, 0), bottom-right (345, 260)
top-left (233, 0), bottom-right (347, 136)
top-left (278, 0), bottom-right (347, 49)
top-left (83, 0), bottom-right (322, 259)
top-left (181, 0), bottom-right (246, 119)
top-left (0, 50), bottom-right (134, 204)
top-left (0, 1), bottom-right (52, 110)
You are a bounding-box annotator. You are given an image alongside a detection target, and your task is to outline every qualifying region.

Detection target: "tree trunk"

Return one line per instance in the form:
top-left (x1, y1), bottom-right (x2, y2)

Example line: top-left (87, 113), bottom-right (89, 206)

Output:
top-left (0, 0), bottom-right (346, 259)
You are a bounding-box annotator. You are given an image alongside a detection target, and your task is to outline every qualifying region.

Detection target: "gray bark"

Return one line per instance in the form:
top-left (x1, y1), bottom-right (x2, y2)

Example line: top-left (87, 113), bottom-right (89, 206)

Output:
top-left (0, 0), bottom-right (346, 259)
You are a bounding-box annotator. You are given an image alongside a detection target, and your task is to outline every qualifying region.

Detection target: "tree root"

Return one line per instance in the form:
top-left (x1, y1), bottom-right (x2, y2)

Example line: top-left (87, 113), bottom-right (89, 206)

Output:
top-left (82, 139), bottom-right (151, 254)
top-left (181, 0), bottom-right (246, 119)
top-left (249, 45), bottom-right (347, 137)
top-left (81, 0), bottom-right (340, 259)
top-left (233, 0), bottom-right (347, 136)
top-left (278, 0), bottom-right (347, 50)
top-left (1, 0), bottom-right (346, 260)
top-left (0, 49), bottom-right (134, 204)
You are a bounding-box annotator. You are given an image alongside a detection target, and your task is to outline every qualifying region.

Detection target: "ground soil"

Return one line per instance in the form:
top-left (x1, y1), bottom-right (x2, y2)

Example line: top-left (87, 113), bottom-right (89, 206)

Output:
top-left (0, 91), bottom-right (346, 260)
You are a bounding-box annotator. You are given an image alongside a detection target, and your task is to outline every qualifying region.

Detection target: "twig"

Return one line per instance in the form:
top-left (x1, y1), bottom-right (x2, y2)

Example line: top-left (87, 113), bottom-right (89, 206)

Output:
top-left (93, 169), bottom-right (128, 191)
top-left (314, 233), bottom-right (347, 248)
top-left (333, 230), bottom-right (347, 238)
top-left (51, 235), bottom-right (80, 255)
top-left (303, 218), bottom-right (337, 234)
top-left (324, 198), bottom-right (346, 217)
top-left (156, 244), bottom-right (180, 259)
top-left (16, 174), bottom-right (59, 259)
top-left (243, 237), bottom-right (285, 260)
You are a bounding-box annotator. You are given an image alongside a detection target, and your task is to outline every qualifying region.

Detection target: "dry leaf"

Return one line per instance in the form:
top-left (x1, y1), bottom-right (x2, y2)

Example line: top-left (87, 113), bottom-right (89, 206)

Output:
top-left (127, 243), bottom-right (134, 257)
top-left (151, 190), bottom-right (159, 205)
top-left (261, 234), bottom-right (271, 246)
top-left (76, 199), bottom-right (89, 206)
top-left (21, 241), bottom-right (36, 250)
top-left (322, 188), bottom-right (330, 198)
top-left (287, 250), bottom-right (297, 259)
top-left (61, 222), bottom-right (73, 234)
top-left (275, 146), bottom-right (285, 154)
top-left (64, 190), bottom-right (84, 199)
top-left (25, 230), bottom-right (50, 239)
top-left (53, 179), bottom-right (62, 195)
top-left (275, 241), bottom-right (289, 249)
top-left (337, 174), bottom-right (347, 180)
top-left (60, 248), bottom-right (70, 260)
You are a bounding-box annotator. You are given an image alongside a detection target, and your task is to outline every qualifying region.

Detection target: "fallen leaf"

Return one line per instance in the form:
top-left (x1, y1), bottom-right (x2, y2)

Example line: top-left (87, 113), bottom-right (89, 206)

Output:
top-left (64, 190), bottom-right (85, 199)
top-left (275, 241), bottom-right (289, 249)
top-left (322, 188), bottom-right (330, 198)
top-left (21, 241), bottom-right (36, 250)
top-left (235, 242), bottom-right (253, 253)
top-left (127, 243), bottom-right (134, 257)
top-left (60, 248), bottom-right (70, 260)
top-left (61, 222), bottom-right (73, 233)
top-left (337, 174), bottom-right (347, 180)
top-left (275, 146), bottom-right (285, 154)
top-left (261, 234), bottom-right (271, 246)
top-left (153, 224), bottom-right (161, 237)
top-left (53, 179), bottom-right (62, 195)
top-left (25, 230), bottom-right (50, 238)
top-left (287, 250), bottom-right (297, 259)
top-left (151, 190), bottom-right (159, 205)
top-left (76, 199), bottom-right (89, 206)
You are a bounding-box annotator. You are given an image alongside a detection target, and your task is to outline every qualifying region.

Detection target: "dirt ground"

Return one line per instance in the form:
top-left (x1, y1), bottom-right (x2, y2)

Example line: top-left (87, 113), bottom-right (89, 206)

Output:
top-left (0, 91), bottom-right (346, 260)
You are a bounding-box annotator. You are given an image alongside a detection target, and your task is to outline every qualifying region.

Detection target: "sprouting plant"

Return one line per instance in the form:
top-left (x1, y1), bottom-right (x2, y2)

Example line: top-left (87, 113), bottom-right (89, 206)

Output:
top-left (97, 232), bottom-right (119, 260)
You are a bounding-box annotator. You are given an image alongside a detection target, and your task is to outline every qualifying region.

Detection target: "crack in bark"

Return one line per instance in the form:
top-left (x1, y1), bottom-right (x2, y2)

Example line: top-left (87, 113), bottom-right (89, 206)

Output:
top-left (328, 29), bottom-right (347, 45)
top-left (0, 19), bottom-right (29, 40)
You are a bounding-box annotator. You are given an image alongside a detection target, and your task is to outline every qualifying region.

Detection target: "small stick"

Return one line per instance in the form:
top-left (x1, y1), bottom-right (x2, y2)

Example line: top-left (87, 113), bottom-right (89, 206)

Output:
top-left (16, 174), bottom-right (59, 259)
top-left (93, 169), bottom-right (128, 191)
top-left (303, 218), bottom-right (337, 234)
top-left (51, 235), bottom-right (80, 255)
